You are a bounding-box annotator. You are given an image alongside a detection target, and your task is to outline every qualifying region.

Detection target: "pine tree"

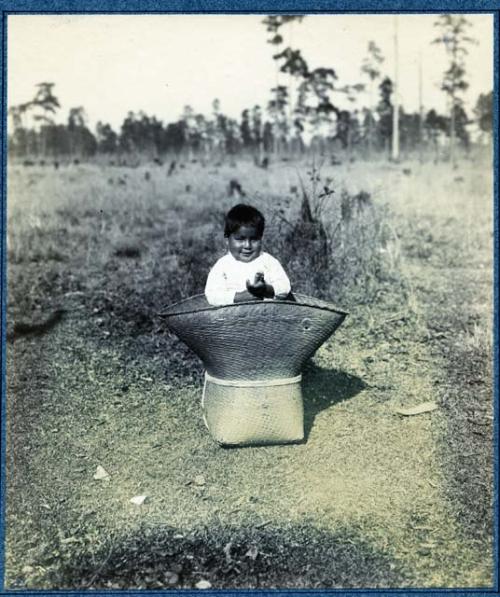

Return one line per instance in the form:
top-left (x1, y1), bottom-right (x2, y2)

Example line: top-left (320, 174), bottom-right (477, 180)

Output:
top-left (433, 14), bottom-right (477, 166)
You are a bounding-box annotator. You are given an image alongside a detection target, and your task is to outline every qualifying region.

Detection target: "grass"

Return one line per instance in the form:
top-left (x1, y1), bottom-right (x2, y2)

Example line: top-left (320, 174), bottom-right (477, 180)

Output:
top-left (4, 154), bottom-right (495, 589)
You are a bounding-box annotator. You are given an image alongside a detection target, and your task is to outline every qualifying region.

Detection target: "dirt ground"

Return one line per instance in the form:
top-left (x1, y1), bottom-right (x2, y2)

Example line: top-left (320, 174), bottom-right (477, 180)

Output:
top-left (4, 156), bottom-right (494, 589)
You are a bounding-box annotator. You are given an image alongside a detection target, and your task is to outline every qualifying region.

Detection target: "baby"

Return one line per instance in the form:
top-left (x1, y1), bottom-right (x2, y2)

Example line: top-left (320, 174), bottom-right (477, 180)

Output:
top-left (205, 204), bottom-right (291, 306)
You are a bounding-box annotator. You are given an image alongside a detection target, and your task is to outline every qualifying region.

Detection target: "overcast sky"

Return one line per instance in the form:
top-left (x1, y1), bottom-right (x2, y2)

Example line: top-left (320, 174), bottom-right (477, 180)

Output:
top-left (7, 13), bottom-right (494, 131)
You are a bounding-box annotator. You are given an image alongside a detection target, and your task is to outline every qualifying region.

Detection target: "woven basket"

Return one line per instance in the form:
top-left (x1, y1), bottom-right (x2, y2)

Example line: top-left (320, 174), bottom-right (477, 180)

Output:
top-left (202, 374), bottom-right (304, 446)
top-left (160, 294), bottom-right (347, 446)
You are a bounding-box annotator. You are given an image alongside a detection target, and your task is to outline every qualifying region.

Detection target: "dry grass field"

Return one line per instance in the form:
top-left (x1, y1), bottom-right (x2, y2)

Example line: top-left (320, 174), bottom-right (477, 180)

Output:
top-left (4, 153), bottom-right (494, 589)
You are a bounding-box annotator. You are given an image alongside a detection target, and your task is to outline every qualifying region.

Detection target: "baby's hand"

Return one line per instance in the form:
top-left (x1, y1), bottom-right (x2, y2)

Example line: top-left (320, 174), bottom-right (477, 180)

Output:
top-left (246, 272), bottom-right (266, 296)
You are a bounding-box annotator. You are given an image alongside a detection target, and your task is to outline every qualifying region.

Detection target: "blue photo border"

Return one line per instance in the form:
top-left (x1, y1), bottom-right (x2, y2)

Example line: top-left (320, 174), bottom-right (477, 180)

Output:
top-left (0, 1), bottom-right (498, 596)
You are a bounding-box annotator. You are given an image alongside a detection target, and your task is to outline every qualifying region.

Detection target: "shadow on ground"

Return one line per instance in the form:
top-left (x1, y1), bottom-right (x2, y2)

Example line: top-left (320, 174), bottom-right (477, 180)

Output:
top-left (40, 521), bottom-right (406, 590)
top-left (302, 362), bottom-right (366, 440)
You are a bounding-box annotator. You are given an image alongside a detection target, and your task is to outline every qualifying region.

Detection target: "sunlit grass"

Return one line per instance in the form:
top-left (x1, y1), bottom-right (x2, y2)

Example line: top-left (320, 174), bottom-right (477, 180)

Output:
top-left (5, 154), bottom-right (494, 589)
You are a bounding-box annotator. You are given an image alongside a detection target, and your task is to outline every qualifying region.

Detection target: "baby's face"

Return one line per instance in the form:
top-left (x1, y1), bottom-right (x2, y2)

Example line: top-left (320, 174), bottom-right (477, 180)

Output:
top-left (227, 225), bottom-right (262, 263)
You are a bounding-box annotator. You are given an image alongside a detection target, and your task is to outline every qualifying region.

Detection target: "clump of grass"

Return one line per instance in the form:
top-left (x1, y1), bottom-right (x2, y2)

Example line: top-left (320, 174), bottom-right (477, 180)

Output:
top-left (266, 164), bottom-right (399, 304)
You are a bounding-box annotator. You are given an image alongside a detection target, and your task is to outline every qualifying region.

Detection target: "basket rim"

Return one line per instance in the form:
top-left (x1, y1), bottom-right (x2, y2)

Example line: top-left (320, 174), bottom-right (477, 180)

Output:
top-left (158, 293), bottom-right (348, 319)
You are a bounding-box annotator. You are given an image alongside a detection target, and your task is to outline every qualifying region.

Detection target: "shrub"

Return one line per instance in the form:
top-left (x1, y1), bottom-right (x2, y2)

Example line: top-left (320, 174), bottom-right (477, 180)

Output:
top-left (265, 166), bottom-right (398, 305)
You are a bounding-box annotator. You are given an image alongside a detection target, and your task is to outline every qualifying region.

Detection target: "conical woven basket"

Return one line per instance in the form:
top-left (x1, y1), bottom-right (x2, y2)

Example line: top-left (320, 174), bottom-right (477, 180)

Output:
top-left (160, 294), bottom-right (347, 445)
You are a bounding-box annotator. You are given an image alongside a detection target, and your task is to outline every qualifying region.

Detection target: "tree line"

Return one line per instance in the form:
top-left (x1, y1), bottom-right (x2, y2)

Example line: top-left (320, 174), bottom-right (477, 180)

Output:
top-left (7, 15), bottom-right (493, 162)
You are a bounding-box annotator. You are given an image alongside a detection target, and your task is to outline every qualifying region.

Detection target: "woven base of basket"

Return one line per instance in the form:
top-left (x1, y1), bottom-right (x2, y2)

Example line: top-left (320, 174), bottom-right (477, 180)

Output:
top-left (202, 374), bottom-right (304, 446)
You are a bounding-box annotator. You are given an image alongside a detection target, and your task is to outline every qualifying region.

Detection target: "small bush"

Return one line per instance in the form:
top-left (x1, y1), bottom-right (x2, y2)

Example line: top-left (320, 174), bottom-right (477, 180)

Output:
top-left (266, 167), bottom-right (398, 305)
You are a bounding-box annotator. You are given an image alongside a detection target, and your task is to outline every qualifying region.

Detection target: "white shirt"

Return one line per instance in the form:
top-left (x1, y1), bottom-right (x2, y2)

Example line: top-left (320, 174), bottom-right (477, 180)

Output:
top-left (205, 252), bottom-right (291, 306)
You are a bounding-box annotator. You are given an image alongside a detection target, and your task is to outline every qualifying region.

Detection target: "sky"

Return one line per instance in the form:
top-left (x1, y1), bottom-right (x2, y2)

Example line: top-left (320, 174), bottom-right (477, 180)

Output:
top-left (7, 13), bottom-right (494, 131)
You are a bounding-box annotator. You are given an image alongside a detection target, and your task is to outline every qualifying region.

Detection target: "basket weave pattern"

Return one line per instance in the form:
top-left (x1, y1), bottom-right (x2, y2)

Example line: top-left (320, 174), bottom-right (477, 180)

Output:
top-left (161, 294), bottom-right (347, 445)
top-left (161, 294), bottom-right (347, 381)
top-left (203, 378), bottom-right (304, 445)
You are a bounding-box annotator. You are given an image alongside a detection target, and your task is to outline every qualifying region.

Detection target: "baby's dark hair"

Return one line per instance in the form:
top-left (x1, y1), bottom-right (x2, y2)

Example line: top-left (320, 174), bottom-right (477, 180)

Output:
top-left (224, 204), bottom-right (265, 238)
